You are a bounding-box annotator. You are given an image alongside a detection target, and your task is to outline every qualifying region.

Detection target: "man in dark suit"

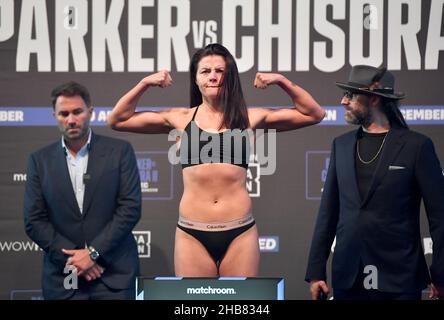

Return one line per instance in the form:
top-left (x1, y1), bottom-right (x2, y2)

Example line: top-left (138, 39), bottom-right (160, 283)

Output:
top-left (305, 66), bottom-right (444, 300)
top-left (24, 82), bottom-right (141, 299)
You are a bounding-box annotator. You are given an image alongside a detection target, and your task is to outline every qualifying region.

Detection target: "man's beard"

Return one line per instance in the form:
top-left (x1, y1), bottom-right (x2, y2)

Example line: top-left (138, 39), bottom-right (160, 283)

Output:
top-left (344, 105), bottom-right (371, 127)
top-left (63, 126), bottom-right (88, 142)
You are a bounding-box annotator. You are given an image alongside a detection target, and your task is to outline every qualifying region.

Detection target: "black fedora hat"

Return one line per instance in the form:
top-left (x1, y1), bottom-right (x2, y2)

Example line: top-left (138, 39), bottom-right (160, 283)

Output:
top-left (336, 65), bottom-right (405, 100)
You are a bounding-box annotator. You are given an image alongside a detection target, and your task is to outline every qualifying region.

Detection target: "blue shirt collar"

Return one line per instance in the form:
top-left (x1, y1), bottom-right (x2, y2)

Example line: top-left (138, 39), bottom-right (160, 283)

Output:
top-left (61, 128), bottom-right (92, 156)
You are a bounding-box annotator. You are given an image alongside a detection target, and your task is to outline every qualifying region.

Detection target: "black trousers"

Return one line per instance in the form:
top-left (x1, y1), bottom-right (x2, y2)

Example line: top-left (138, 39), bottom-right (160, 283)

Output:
top-left (67, 279), bottom-right (135, 300)
top-left (333, 262), bottom-right (422, 300)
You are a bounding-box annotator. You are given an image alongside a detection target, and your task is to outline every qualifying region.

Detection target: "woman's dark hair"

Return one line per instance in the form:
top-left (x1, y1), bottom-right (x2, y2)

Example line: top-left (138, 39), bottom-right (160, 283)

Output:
top-left (381, 98), bottom-right (409, 129)
top-left (189, 43), bottom-right (249, 129)
top-left (51, 81), bottom-right (91, 110)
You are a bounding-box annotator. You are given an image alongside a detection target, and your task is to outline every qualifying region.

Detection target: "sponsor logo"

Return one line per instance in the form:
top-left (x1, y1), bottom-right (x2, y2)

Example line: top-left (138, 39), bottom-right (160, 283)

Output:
top-left (0, 241), bottom-right (41, 252)
top-left (139, 158), bottom-right (159, 193)
top-left (246, 162), bottom-right (260, 197)
top-left (186, 286), bottom-right (236, 295)
top-left (136, 151), bottom-right (174, 200)
top-left (259, 236), bottom-right (279, 253)
top-left (133, 231), bottom-right (151, 258)
top-left (13, 173), bottom-right (27, 182)
top-left (306, 151), bottom-right (331, 200)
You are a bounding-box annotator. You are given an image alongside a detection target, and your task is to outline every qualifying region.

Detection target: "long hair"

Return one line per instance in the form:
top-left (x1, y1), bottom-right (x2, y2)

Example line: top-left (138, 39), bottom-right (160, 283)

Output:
top-left (381, 98), bottom-right (409, 129)
top-left (189, 43), bottom-right (250, 130)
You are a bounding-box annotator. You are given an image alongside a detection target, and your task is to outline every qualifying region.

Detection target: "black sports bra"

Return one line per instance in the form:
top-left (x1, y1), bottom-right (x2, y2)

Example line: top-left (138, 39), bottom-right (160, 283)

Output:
top-left (180, 106), bottom-right (250, 169)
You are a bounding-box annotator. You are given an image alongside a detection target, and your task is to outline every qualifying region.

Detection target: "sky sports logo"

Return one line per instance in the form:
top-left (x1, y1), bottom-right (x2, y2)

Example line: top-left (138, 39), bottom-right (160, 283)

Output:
top-left (186, 286), bottom-right (236, 295)
top-left (259, 236), bottom-right (279, 253)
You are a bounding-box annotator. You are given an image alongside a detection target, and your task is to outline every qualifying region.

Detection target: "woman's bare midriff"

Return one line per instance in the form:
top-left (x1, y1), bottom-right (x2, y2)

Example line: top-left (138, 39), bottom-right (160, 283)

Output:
top-left (179, 163), bottom-right (251, 222)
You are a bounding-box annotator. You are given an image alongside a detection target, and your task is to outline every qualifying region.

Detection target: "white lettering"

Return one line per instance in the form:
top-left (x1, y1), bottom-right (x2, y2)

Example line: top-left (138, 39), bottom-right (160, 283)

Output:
top-left (0, 0), bottom-right (14, 41)
top-left (55, 0), bottom-right (88, 72)
top-left (222, 0), bottom-right (255, 72)
top-left (258, 0), bottom-right (292, 71)
top-left (13, 173), bottom-right (27, 182)
top-left (205, 20), bottom-right (218, 45)
top-left (186, 286), bottom-right (236, 295)
top-left (0, 241), bottom-right (41, 251)
top-left (158, 0), bottom-right (190, 71)
top-left (425, 0), bottom-right (444, 70)
top-left (128, 0), bottom-right (154, 72)
top-left (92, 0), bottom-right (124, 72)
top-left (16, 0), bottom-right (51, 72)
top-left (313, 0), bottom-right (346, 72)
top-left (388, 0), bottom-right (421, 70)
top-left (295, 0), bottom-right (310, 71)
top-left (192, 20), bottom-right (206, 48)
top-left (350, 0), bottom-right (383, 67)
top-left (0, 110), bottom-right (24, 121)
top-left (323, 109), bottom-right (337, 121)
top-left (401, 108), bottom-right (444, 120)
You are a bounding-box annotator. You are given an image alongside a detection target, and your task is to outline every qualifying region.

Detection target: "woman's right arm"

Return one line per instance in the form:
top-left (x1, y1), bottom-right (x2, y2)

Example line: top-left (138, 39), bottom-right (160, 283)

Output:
top-left (107, 70), bottom-right (174, 134)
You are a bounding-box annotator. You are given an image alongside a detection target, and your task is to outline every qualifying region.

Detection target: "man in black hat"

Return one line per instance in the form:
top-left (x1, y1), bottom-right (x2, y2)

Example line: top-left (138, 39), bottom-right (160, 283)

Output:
top-left (305, 65), bottom-right (444, 300)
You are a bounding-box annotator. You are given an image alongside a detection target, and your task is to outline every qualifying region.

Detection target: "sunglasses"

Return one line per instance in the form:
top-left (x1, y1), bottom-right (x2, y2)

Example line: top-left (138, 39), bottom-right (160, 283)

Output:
top-left (343, 91), bottom-right (357, 100)
top-left (343, 91), bottom-right (369, 100)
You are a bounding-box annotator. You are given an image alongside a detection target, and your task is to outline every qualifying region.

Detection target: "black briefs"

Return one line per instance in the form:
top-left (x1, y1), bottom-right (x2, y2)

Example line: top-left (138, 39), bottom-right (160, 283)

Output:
top-left (177, 215), bottom-right (256, 266)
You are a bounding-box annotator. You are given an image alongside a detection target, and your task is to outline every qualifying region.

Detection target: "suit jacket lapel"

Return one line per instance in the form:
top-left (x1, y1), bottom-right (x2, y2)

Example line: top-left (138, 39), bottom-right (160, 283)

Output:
top-left (361, 128), bottom-right (406, 208)
top-left (82, 134), bottom-right (108, 216)
top-left (52, 144), bottom-right (82, 216)
top-left (339, 130), bottom-right (362, 204)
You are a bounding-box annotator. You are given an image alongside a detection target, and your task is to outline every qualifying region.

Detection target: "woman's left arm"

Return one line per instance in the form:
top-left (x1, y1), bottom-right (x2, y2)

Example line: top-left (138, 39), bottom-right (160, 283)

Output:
top-left (250, 73), bottom-right (326, 131)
